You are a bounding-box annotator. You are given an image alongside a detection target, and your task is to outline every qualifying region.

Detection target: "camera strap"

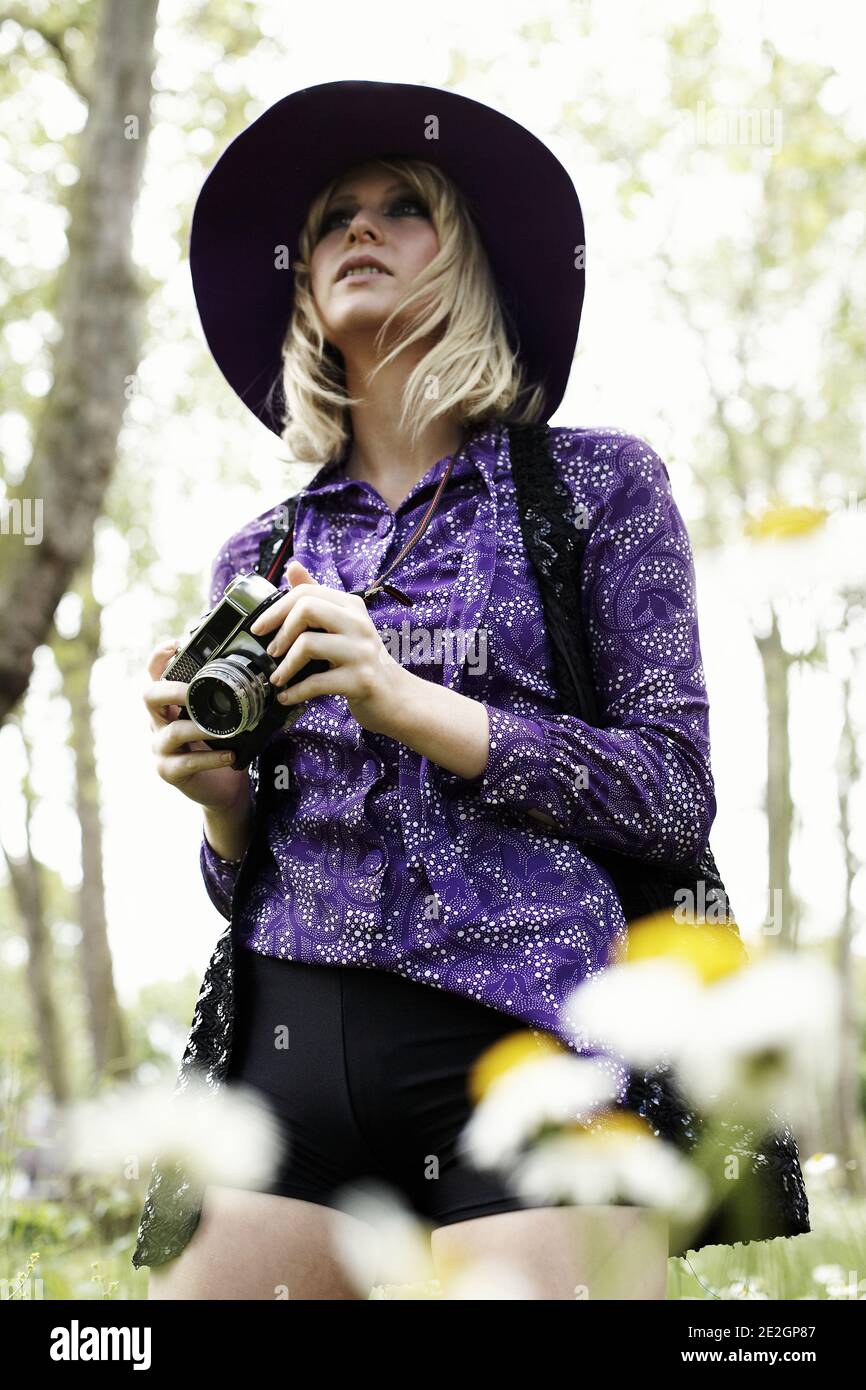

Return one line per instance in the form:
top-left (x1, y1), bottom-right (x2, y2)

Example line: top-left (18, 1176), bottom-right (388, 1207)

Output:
top-left (256, 452), bottom-right (459, 608)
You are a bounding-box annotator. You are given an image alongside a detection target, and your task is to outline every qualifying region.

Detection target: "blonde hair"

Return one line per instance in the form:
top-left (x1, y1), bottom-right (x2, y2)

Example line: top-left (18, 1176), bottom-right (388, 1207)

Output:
top-left (269, 155), bottom-right (547, 463)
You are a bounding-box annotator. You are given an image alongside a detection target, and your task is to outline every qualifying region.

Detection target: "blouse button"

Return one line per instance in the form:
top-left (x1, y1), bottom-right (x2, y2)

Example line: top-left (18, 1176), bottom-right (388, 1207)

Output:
top-left (361, 849), bottom-right (385, 875)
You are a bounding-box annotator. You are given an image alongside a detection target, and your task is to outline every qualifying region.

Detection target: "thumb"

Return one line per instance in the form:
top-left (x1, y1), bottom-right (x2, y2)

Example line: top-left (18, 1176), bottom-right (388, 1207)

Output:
top-left (286, 558), bottom-right (318, 587)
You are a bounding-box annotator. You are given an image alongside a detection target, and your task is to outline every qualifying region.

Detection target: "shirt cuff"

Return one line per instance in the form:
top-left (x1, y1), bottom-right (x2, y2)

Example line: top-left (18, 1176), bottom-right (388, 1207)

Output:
top-left (478, 703), bottom-right (567, 813)
top-left (200, 833), bottom-right (245, 920)
top-left (200, 766), bottom-right (257, 917)
top-left (201, 832), bottom-right (244, 870)
top-left (433, 702), bottom-right (568, 818)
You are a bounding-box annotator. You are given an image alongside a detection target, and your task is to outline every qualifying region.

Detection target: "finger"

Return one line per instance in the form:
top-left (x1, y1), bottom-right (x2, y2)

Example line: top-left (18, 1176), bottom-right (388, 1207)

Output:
top-left (147, 639), bottom-right (180, 681)
top-left (273, 663), bottom-right (353, 707)
top-left (247, 592), bottom-right (293, 638)
top-left (264, 594), bottom-right (365, 662)
top-left (269, 631), bottom-right (355, 689)
top-left (157, 749), bottom-right (237, 783)
top-left (143, 679), bottom-right (191, 729)
top-left (249, 583), bottom-right (363, 637)
top-left (153, 718), bottom-right (221, 756)
top-left (285, 559), bottom-right (319, 585)
top-left (143, 679), bottom-right (191, 708)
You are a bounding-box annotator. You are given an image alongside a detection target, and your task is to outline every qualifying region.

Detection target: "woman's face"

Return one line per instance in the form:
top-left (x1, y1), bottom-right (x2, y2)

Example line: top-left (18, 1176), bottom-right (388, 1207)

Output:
top-left (308, 162), bottom-right (439, 354)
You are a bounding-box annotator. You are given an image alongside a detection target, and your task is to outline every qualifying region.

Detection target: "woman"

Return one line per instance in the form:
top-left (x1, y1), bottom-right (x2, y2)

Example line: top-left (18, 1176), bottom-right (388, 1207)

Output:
top-left (139, 82), bottom-right (805, 1299)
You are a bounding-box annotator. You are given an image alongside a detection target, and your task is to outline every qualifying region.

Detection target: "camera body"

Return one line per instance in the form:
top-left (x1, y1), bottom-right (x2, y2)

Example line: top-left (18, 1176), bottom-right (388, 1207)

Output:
top-left (163, 572), bottom-right (329, 771)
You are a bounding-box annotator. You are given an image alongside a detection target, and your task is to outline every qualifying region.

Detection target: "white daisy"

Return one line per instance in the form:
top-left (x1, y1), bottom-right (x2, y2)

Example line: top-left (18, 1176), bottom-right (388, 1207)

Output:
top-left (672, 954), bottom-right (840, 1130)
top-left (327, 1178), bottom-right (435, 1292)
top-left (509, 1125), bottom-right (709, 1222)
top-left (562, 957), bottom-right (704, 1068)
top-left (442, 1259), bottom-right (542, 1301)
top-left (457, 1053), bottom-right (622, 1171)
top-left (55, 1073), bottom-right (283, 1191)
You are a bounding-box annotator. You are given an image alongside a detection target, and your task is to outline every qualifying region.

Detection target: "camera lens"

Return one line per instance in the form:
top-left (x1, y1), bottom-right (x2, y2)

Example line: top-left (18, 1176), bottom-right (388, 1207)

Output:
top-left (187, 655), bottom-right (268, 737)
top-left (210, 688), bottom-right (234, 717)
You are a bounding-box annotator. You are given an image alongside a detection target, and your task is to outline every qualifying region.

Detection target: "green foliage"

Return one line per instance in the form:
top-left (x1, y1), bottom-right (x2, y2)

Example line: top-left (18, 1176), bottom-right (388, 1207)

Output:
top-left (2, 1188), bottom-right (864, 1299)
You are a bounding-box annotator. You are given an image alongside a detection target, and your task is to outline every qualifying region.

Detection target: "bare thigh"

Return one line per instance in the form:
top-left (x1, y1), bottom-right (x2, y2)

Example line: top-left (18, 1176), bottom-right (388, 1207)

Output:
top-left (147, 1187), bottom-right (379, 1301)
top-left (431, 1205), bottom-right (669, 1300)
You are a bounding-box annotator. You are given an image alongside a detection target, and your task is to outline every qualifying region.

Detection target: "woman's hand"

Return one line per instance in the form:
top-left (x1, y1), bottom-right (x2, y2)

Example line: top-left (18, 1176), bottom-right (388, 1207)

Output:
top-left (143, 638), bottom-right (252, 812)
top-left (251, 559), bottom-right (491, 781)
top-left (249, 559), bottom-right (410, 737)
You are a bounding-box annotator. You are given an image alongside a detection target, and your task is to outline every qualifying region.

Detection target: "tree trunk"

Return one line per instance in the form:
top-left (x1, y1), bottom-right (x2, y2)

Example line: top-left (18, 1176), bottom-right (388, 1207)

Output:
top-left (2, 757), bottom-right (71, 1105)
top-left (756, 609), bottom-right (796, 947)
top-left (0, 0), bottom-right (160, 722)
top-left (835, 671), bottom-right (866, 1195)
top-left (53, 546), bottom-right (132, 1083)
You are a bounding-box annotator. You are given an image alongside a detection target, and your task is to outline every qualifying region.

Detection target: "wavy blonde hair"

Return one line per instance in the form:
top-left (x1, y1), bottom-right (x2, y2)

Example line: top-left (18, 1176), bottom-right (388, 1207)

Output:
top-left (269, 155), bottom-right (547, 463)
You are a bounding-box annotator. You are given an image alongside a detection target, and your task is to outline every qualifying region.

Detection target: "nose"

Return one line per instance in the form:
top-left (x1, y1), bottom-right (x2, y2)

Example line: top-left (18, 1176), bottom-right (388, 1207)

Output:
top-left (343, 205), bottom-right (384, 244)
top-left (347, 227), bottom-right (381, 247)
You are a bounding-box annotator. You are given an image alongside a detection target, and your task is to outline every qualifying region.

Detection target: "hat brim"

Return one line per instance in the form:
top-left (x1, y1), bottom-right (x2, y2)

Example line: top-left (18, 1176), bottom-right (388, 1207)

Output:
top-left (190, 79), bottom-right (584, 436)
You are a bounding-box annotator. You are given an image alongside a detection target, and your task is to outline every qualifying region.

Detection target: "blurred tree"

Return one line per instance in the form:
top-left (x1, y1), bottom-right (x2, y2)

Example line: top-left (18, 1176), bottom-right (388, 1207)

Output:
top-left (0, 0), bottom-right (159, 721)
top-left (835, 597), bottom-right (866, 1192)
top-left (52, 542), bottom-right (132, 1084)
top-left (0, 0), bottom-right (285, 1103)
top-left (0, 0), bottom-right (157, 1095)
top-left (755, 613), bottom-right (796, 944)
top-left (656, 39), bottom-right (865, 953)
top-left (1, 727), bottom-right (71, 1104)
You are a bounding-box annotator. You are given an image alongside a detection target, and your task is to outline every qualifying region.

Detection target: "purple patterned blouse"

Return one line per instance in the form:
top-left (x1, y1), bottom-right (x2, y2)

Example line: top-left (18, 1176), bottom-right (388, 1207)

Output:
top-left (199, 422), bottom-right (716, 1075)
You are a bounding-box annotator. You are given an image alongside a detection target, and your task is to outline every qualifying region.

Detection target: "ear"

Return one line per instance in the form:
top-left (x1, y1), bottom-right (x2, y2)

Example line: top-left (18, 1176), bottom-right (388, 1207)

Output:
top-left (286, 558), bottom-right (319, 587)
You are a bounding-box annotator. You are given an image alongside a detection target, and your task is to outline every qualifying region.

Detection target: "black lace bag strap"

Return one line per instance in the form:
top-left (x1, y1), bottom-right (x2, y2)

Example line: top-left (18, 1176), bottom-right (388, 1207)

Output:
top-left (508, 421), bottom-right (738, 936)
top-left (256, 494), bottom-right (300, 582)
top-left (506, 422), bottom-right (602, 725)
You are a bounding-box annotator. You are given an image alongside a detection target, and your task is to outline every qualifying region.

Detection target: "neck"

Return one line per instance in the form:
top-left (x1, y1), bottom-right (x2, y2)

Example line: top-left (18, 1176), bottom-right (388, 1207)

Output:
top-left (341, 344), bottom-right (468, 501)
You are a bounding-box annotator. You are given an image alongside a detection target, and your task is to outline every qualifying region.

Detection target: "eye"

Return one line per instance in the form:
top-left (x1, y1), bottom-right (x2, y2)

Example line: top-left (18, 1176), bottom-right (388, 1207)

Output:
top-left (317, 207), bottom-right (349, 237)
top-left (387, 195), bottom-right (429, 218)
top-left (316, 194), bottom-right (429, 240)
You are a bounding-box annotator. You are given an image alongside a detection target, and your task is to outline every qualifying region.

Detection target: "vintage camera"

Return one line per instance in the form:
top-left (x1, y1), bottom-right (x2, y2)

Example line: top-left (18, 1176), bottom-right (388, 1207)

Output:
top-left (163, 572), bottom-right (330, 771)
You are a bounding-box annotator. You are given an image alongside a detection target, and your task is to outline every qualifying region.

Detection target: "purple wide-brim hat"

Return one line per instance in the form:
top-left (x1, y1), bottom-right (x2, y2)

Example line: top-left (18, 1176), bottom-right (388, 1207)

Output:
top-left (189, 79), bottom-right (585, 436)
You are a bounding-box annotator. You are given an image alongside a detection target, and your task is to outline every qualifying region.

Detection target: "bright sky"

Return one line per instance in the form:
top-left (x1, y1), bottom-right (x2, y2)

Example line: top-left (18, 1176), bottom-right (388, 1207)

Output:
top-left (1, 0), bottom-right (864, 1007)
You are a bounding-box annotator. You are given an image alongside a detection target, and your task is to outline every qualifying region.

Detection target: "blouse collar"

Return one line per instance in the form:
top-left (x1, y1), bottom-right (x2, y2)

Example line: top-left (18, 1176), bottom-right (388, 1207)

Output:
top-left (298, 421), bottom-right (504, 507)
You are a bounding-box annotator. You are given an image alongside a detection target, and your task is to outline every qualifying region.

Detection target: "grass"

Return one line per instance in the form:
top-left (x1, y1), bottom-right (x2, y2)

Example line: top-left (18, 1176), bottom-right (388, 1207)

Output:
top-left (2, 1186), bottom-right (862, 1301)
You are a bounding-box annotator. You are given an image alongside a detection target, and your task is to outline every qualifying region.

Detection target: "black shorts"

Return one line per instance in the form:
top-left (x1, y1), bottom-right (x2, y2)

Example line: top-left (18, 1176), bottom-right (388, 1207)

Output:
top-left (223, 944), bottom-right (553, 1228)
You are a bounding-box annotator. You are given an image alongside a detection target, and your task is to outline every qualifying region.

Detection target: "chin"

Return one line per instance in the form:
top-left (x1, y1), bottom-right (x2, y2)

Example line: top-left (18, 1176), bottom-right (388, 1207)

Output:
top-left (326, 308), bottom-right (396, 340)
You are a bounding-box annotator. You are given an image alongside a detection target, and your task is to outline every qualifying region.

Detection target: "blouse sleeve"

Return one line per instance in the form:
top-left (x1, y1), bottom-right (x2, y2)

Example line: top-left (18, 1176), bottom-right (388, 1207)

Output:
top-left (441, 433), bottom-right (716, 867)
top-left (201, 830), bottom-right (247, 921)
top-left (197, 532), bottom-right (259, 918)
